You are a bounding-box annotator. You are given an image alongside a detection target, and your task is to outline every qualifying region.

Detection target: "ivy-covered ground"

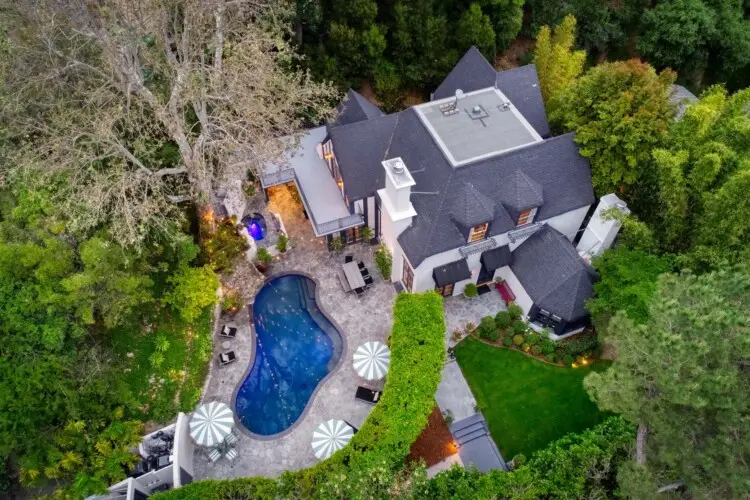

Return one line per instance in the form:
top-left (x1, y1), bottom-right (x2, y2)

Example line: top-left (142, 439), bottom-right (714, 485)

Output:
top-left (456, 337), bottom-right (609, 458)
top-left (112, 307), bottom-right (213, 423)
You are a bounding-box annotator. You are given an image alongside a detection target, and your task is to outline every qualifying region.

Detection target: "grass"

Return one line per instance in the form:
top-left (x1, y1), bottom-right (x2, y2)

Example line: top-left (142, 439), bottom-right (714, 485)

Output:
top-left (111, 307), bottom-right (213, 422)
top-left (455, 336), bottom-right (609, 459)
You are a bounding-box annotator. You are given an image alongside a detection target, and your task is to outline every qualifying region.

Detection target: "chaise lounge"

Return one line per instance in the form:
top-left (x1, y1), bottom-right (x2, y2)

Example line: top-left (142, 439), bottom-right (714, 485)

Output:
top-left (218, 351), bottom-right (237, 366)
top-left (355, 386), bottom-right (382, 404)
top-left (219, 325), bottom-right (237, 338)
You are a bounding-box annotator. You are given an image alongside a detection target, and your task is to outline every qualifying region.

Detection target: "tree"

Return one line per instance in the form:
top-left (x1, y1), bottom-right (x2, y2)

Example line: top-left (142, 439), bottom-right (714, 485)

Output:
top-left (485, 0), bottom-right (525, 52)
top-left (1, 0), bottom-right (337, 246)
top-left (587, 247), bottom-right (673, 329)
top-left (164, 265), bottom-right (220, 322)
top-left (585, 266), bottom-right (750, 498)
top-left (551, 60), bottom-right (675, 197)
top-left (638, 0), bottom-right (717, 77)
top-left (455, 3), bottom-right (497, 60)
top-left (533, 15), bottom-right (586, 110)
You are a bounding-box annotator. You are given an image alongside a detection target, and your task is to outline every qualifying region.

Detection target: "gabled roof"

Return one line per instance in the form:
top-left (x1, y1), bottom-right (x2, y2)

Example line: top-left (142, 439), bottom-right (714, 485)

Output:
top-left (450, 183), bottom-right (496, 228)
top-left (498, 170), bottom-right (544, 219)
top-left (332, 89), bottom-right (385, 127)
top-left (510, 225), bottom-right (595, 322)
top-left (481, 245), bottom-right (512, 271)
top-left (433, 259), bottom-right (472, 287)
top-left (432, 47), bottom-right (497, 101)
top-left (495, 65), bottom-right (551, 138)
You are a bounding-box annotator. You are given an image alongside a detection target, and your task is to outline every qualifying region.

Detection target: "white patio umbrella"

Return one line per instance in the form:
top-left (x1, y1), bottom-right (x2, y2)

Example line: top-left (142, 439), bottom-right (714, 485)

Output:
top-left (189, 401), bottom-right (235, 447)
top-left (353, 341), bottom-right (390, 381)
top-left (311, 419), bottom-right (354, 460)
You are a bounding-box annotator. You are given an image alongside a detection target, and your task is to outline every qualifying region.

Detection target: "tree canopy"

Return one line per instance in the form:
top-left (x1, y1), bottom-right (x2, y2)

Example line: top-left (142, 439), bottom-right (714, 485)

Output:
top-left (533, 15), bottom-right (586, 111)
top-left (585, 266), bottom-right (750, 498)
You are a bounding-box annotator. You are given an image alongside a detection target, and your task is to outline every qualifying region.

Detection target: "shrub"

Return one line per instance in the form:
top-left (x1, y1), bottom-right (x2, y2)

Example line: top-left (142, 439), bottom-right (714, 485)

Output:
top-left (512, 320), bottom-right (527, 335)
top-left (463, 283), bottom-right (478, 298)
top-left (507, 302), bottom-right (523, 320)
top-left (502, 336), bottom-right (513, 347)
top-left (359, 226), bottom-right (374, 242)
top-left (276, 233), bottom-right (288, 253)
top-left (465, 321), bottom-right (475, 333)
top-left (547, 353), bottom-right (557, 363)
top-left (255, 248), bottom-right (272, 264)
top-left (495, 311), bottom-right (512, 329)
top-left (541, 338), bottom-right (556, 356)
top-left (563, 355), bottom-right (574, 365)
top-left (513, 334), bottom-right (525, 345)
top-left (329, 237), bottom-right (344, 252)
top-left (163, 265), bottom-right (220, 323)
top-left (375, 244), bottom-right (392, 280)
top-left (560, 335), bottom-right (599, 357)
top-left (200, 217), bottom-right (248, 272)
top-left (477, 316), bottom-right (499, 341)
top-left (221, 288), bottom-right (243, 314)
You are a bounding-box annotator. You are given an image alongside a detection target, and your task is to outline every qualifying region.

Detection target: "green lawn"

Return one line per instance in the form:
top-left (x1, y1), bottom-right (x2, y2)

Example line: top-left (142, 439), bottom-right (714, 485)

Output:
top-left (111, 307), bottom-right (213, 422)
top-left (455, 336), bottom-right (609, 459)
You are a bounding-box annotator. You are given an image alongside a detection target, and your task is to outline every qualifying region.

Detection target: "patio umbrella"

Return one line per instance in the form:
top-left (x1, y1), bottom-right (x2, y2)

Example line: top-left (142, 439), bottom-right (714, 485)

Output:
top-left (353, 341), bottom-right (390, 381)
top-left (311, 419), bottom-right (354, 460)
top-left (190, 401), bottom-right (235, 447)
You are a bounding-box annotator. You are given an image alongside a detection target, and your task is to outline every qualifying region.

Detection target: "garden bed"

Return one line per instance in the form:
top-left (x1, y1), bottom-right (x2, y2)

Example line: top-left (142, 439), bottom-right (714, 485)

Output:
top-left (455, 337), bottom-right (609, 459)
top-left (407, 406), bottom-right (457, 467)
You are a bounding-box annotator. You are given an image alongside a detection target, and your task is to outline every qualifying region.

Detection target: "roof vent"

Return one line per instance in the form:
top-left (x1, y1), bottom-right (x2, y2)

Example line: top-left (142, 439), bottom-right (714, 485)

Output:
top-left (472, 105), bottom-right (482, 114)
top-left (392, 159), bottom-right (406, 174)
top-left (455, 89), bottom-right (465, 100)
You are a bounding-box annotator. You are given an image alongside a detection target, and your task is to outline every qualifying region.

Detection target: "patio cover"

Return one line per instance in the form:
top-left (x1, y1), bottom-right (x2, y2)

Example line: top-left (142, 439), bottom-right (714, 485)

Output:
top-left (480, 245), bottom-right (512, 271)
top-left (433, 259), bottom-right (471, 287)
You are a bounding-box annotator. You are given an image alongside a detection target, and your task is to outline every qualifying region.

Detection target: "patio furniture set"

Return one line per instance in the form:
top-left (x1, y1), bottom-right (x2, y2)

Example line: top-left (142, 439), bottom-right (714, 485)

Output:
top-left (190, 401), bottom-right (241, 466)
top-left (338, 255), bottom-right (374, 297)
top-left (218, 324), bottom-right (238, 367)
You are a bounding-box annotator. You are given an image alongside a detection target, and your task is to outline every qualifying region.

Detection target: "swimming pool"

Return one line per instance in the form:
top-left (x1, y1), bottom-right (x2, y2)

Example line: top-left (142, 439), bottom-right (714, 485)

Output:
top-left (234, 274), bottom-right (344, 436)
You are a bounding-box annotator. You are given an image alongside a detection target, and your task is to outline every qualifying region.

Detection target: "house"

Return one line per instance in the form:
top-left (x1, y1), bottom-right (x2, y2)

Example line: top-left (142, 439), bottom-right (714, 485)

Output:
top-left (261, 47), bottom-right (627, 338)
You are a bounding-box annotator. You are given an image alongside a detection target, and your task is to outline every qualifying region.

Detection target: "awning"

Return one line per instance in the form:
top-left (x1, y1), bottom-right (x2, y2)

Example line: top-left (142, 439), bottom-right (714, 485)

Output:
top-left (480, 245), bottom-right (512, 271)
top-left (433, 259), bottom-right (471, 287)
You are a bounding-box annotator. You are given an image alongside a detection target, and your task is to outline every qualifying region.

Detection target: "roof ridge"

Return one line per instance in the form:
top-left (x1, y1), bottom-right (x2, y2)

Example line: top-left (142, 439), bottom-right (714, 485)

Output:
top-left (381, 112), bottom-right (401, 160)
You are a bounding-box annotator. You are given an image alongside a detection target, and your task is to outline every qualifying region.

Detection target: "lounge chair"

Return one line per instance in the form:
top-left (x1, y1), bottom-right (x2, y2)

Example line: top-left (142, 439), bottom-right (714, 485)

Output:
top-left (224, 447), bottom-right (238, 463)
top-left (344, 255), bottom-right (354, 263)
top-left (224, 433), bottom-right (238, 446)
top-left (209, 448), bottom-right (221, 464)
top-left (218, 351), bottom-right (237, 366)
top-left (219, 325), bottom-right (237, 338)
top-left (364, 275), bottom-right (374, 287)
top-left (355, 386), bottom-right (381, 404)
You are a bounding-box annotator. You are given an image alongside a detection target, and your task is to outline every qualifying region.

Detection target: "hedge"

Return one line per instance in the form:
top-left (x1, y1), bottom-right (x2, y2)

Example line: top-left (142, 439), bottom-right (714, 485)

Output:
top-left (156, 292), bottom-right (445, 500)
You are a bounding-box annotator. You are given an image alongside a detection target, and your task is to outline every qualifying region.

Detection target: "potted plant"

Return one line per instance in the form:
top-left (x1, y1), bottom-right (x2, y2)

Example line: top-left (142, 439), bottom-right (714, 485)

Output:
top-left (329, 236), bottom-right (344, 252)
top-left (276, 233), bottom-right (289, 253)
top-left (359, 226), bottom-right (375, 244)
top-left (463, 283), bottom-right (478, 299)
top-left (254, 247), bottom-right (273, 273)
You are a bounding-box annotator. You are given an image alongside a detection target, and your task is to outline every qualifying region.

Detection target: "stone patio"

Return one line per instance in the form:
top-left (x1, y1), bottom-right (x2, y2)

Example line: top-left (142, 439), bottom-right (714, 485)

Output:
top-left (195, 185), bottom-right (395, 479)
top-left (443, 289), bottom-right (507, 346)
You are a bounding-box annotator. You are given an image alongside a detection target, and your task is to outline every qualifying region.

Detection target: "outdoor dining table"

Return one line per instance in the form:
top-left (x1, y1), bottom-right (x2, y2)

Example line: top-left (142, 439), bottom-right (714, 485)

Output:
top-left (342, 261), bottom-right (366, 290)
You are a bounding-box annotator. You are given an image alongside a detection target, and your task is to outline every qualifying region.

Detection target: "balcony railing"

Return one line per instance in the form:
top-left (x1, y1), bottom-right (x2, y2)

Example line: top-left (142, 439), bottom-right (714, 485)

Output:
top-left (458, 237), bottom-right (497, 258)
top-left (261, 168), bottom-right (295, 188)
top-left (508, 222), bottom-right (544, 244)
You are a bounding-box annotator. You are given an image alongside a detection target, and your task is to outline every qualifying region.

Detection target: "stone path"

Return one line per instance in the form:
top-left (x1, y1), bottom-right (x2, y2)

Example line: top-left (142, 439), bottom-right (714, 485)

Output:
top-left (436, 361), bottom-right (477, 423)
top-left (195, 186), bottom-right (395, 479)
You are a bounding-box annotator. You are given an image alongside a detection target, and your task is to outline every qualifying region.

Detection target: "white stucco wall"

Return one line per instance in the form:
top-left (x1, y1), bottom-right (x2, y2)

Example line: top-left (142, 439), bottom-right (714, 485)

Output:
top-left (366, 196), bottom-right (376, 229)
top-left (545, 205), bottom-right (589, 241)
top-left (497, 267), bottom-right (534, 316)
top-left (172, 412), bottom-right (194, 487)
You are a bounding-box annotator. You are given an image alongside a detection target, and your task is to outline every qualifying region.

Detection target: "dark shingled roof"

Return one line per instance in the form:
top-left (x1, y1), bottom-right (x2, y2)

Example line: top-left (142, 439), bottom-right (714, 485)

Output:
top-left (450, 183), bottom-right (497, 228)
top-left (498, 170), bottom-right (545, 220)
top-left (332, 89), bottom-right (385, 127)
top-left (510, 225), bottom-right (595, 322)
top-left (481, 245), bottom-right (512, 271)
top-left (495, 65), bottom-right (551, 138)
top-left (432, 47), bottom-right (497, 101)
top-left (433, 259), bottom-right (472, 287)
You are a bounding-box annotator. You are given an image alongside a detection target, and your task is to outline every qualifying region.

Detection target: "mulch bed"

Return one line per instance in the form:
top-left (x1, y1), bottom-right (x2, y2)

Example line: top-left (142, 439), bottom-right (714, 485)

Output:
top-left (407, 405), bottom-right (457, 467)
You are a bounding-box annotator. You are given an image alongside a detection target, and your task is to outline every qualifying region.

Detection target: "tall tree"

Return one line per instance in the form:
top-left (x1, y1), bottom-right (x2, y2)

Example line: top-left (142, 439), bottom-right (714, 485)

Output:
top-left (551, 59), bottom-right (675, 197)
top-left (533, 15), bottom-right (586, 110)
top-left (455, 3), bottom-right (497, 60)
top-left (0, 0), bottom-right (337, 246)
top-left (585, 266), bottom-right (750, 498)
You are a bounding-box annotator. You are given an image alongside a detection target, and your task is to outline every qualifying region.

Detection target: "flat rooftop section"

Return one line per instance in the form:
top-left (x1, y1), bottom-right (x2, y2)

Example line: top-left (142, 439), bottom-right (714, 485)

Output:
top-left (415, 87), bottom-right (543, 167)
top-left (264, 126), bottom-right (355, 235)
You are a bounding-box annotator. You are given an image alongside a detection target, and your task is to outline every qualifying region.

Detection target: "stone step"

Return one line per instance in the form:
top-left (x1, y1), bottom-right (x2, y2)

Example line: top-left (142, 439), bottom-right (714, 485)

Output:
top-left (454, 428), bottom-right (488, 446)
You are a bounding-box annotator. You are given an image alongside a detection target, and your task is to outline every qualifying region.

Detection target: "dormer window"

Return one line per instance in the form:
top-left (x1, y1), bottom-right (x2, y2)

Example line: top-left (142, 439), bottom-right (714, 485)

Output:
top-left (468, 223), bottom-right (488, 243)
top-left (517, 208), bottom-right (537, 226)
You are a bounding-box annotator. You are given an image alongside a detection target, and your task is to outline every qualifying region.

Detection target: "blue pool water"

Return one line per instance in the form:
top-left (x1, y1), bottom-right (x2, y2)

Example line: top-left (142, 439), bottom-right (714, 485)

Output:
top-left (235, 274), bottom-right (343, 435)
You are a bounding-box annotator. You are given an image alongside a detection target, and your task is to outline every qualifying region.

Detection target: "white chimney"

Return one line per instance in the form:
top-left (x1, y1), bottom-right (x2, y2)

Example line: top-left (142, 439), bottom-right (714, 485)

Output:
top-left (381, 157), bottom-right (416, 215)
top-left (576, 193), bottom-right (630, 258)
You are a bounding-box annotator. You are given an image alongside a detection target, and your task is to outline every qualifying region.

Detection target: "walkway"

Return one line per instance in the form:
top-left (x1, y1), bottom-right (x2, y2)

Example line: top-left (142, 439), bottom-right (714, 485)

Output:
top-left (195, 186), bottom-right (395, 479)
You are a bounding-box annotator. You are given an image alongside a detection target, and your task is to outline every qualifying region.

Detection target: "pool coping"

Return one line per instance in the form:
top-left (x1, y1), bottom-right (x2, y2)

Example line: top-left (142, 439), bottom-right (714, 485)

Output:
top-left (231, 270), bottom-right (349, 441)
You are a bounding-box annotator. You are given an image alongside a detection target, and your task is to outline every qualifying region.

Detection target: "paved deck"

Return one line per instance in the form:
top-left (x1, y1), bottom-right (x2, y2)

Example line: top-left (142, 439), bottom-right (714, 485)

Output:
top-left (195, 186), bottom-right (395, 479)
top-left (436, 361), bottom-right (477, 422)
top-left (443, 290), bottom-right (507, 346)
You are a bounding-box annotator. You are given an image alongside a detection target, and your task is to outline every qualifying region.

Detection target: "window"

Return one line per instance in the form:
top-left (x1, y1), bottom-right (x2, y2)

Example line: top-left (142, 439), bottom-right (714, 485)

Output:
top-left (468, 223), bottom-right (488, 243)
top-left (435, 283), bottom-right (454, 297)
top-left (517, 207), bottom-right (537, 226)
top-left (402, 257), bottom-right (414, 292)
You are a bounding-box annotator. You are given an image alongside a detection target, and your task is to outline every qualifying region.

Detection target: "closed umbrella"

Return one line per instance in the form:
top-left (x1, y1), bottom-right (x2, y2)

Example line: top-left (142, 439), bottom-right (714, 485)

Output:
top-left (311, 419), bottom-right (354, 459)
top-left (353, 341), bottom-right (390, 381)
top-left (190, 401), bottom-right (235, 447)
